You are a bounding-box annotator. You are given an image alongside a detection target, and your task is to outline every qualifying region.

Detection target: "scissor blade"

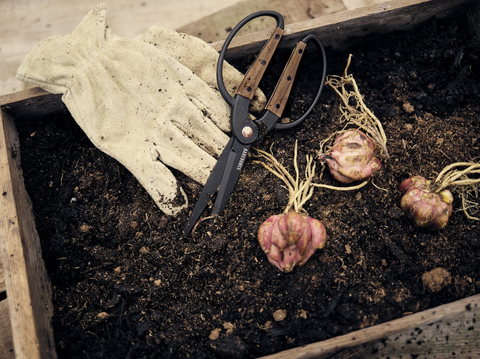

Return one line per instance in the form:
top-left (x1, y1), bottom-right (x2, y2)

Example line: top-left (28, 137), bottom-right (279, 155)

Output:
top-left (212, 140), bottom-right (251, 215)
top-left (184, 137), bottom-right (235, 236)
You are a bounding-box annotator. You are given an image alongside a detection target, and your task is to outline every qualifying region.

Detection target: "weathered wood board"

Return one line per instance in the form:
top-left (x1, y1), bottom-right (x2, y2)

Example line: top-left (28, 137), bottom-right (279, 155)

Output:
top-left (257, 294), bottom-right (480, 358)
top-left (0, 109), bottom-right (56, 359)
top-left (177, 0), bottom-right (348, 43)
top-left (342, 0), bottom-right (389, 10)
top-left (0, 88), bottom-right (64, 122)
top-left (0, 260), bottom-right (5, 293)
top-left (209, 0), bottom-right (474, 58)
top-left (354, 302), bottom-right (480, 359)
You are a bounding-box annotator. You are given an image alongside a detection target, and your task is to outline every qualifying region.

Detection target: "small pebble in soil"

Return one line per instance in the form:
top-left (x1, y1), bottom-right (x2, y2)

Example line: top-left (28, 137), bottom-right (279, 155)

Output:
top-left (422, 268), bottom-right (452, 293)
top-left (403, 102), bottom-right (415, 113)
top-left (273, 309), bottom-right (287, 322)
top-left (209, 328), bottom-right (221, 341)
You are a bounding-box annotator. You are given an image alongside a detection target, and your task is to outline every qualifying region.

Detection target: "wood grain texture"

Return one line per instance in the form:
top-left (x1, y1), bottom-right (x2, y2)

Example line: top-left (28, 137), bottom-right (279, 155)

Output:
top-left (350, 302), bottom-right (480, 358)
top-left (0, 88), bottom-right (64, 121)
top-left (265, 41), bottom-right (308, 117)
top-left (178, 0), bottom-right (347, 43)
top-left (0, 109), bottom-right (56, 359)
top-left (257, 294), bottom-right (480, 359)
top-left (0, 258), bottom-right (5, 293)
top-left (210, 0), bottom-right (474, 58)
top-left (237, 27), bottom-right (284, 100)
top-left (342, 0), bottom-right (389, 10)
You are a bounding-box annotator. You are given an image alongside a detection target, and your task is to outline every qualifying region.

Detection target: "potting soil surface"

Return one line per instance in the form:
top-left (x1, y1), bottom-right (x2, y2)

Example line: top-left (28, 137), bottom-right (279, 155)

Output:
top-left (16, 12), bottom-right (480, 359)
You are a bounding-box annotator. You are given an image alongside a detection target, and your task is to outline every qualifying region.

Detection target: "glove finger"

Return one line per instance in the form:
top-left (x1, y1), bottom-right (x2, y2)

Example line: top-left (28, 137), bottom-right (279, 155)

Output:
top-left (152, 125), bottom-right (219, 185)
top-left (186, 92), bottom-right (232, 136)
top-left (104, 144), bottom-right (189, 216)
top-left (139, 27), bottom-right (267, 112)
top-left (174, 96), bottom-right (231, 158)
top-left (164, 74), bottom-right (233, 139)
top-left (144, 171), bottom-right (189, 216)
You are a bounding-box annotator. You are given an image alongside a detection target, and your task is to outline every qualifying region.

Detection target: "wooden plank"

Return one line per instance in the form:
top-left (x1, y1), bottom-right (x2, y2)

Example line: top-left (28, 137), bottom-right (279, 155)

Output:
top-left (0, 87), bottom-right (51, 108)
top-left (258, 294), bottom-right (480, 358)
top-left (341, 0), bottom-right (388, 11)
top-left (0, 299), bottom-right (15, 359)
top-left (209, 0), bottom-right (473, 58)
top-left (0, 109), bottom-right (56, 359)
top-left (0, 88), bottom-right (64, 122)
top-left (0, 257), bottom-right (5, 293)
top-left (177, 0), bottom-right (347, 43)
top-left (350, 301), bottom-right (480, 358)
top-left (0, 259), bottom-right (8, 359)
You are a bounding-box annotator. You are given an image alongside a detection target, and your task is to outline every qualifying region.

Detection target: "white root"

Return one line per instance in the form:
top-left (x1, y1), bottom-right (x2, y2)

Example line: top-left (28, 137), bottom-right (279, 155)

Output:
top-left (433, 162), bottom-right (480, 221)
top-left (325, 54), bottom-right (390, 160)
top-left (253, 141), bottom-right (368, 214)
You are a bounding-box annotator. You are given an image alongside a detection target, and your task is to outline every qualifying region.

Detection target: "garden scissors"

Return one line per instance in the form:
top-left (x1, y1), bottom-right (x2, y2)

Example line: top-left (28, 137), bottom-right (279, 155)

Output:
top-left (184, 10), bottom-right (327, 236)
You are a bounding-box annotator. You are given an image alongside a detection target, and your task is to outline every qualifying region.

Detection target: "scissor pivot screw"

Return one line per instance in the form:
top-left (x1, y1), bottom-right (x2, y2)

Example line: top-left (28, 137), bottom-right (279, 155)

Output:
top-left (242, 126), bottom-right (254, 138)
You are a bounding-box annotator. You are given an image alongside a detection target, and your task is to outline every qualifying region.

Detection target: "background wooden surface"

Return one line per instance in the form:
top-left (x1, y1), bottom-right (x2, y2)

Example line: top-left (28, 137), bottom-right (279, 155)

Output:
top-left (0, 0), bottom-right (384, 97)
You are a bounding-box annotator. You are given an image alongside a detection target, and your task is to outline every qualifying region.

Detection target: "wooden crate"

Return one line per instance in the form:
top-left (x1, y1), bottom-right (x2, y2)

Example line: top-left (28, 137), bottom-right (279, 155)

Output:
top-left (0, 1), bottom-right (478, 358)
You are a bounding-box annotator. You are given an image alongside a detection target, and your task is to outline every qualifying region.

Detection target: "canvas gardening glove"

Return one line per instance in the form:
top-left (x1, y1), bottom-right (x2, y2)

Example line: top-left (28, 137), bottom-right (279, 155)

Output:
top-left (17, 4), bottom-right (265, 216)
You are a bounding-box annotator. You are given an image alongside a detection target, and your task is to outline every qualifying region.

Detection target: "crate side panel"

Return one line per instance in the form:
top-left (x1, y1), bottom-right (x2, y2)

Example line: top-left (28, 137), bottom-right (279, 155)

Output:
top-left (258, 294), bottom-right (480, 358)
top-left (0, 109), bottom-right (56, 359)
top-left (211, 0), bottom-right (473, 57)
top-left (0, 88), bottom-right (64, 121)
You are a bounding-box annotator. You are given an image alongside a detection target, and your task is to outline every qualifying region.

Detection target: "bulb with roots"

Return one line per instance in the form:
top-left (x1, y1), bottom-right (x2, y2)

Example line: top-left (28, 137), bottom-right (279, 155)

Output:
top-left (399, 176), bottom-right (453, 230)
top-left (258, 211), bottom-right (327, 272)
top-left (319, 129), bottom-right (382, 183)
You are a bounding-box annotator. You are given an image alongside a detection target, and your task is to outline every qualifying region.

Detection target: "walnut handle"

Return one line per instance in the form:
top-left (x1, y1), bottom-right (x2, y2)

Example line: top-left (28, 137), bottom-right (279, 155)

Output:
top-left (236, 27), bottom-right (284, 100)
top-left (265, 40), bottom-right (307, 118)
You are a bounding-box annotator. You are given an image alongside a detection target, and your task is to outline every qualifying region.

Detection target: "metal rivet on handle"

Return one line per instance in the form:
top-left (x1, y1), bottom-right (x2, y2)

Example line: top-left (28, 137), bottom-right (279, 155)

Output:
top-left (242, 126), bottom-right (253, 138)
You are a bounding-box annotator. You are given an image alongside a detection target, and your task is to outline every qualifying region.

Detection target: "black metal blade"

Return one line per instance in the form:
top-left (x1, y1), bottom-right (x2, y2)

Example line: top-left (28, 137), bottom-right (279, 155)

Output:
top-left (212, 140), bottom-right (251, 215)
top-left (184, 137), bottom-right (235, 237)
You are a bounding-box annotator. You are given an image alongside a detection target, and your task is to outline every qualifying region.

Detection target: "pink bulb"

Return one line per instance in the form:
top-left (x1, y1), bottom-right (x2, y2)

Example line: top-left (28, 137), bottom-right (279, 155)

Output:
top-left (258, 212), bottom-right (327, 272)
top-left (319, 129), bottom-right (382, 183)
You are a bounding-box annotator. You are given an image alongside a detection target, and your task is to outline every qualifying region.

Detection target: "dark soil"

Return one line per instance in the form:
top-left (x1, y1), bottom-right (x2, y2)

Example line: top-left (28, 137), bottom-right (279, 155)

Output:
top-left (16, 11), bottom-right (480, 359)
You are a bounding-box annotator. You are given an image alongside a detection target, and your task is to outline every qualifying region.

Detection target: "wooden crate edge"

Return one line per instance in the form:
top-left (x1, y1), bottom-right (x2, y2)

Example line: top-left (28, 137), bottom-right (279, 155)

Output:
top-left (0, 109), bottom-right (56, 359)
top-left (0, 89), bottom-right (64, 122)
top-left (258, 293), bottom-right (480, 358)
top-left (210, 0), bottom-right (473, 57)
